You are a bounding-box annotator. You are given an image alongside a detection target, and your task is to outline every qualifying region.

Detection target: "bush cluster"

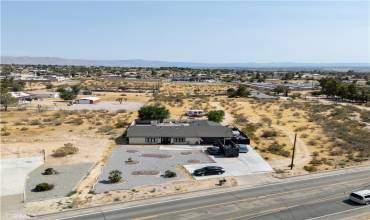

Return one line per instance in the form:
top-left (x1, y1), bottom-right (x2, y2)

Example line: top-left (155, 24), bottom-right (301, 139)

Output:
top-left (52, 143), bottom-right (79, 157)
top-left (34, 183), bottom-right (54, 192)
top-left (164, 170), bottom-right (177, 178)
top-left (267, 142), bottom-right (290, 157)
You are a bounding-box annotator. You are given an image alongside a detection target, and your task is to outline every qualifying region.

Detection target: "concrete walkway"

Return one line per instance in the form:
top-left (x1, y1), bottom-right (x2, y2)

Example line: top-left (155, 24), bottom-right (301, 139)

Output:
top-left (1, 156), bottom-right (44, 196)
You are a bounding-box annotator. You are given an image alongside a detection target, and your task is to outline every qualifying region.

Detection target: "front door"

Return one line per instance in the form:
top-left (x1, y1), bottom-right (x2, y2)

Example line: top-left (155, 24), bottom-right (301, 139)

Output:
top-left (161, 137), bottom-right (171, 144)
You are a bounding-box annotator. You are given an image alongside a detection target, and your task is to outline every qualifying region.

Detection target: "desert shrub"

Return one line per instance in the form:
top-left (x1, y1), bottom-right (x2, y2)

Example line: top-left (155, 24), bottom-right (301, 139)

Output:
top-left (312, 151), bottom-right (319, 157)
top-left (66, 190), bottom-right (77, 197)
top-left (294, 126), bottom-right (307, 132)
top-left (42, 118), bottom-right (53, 123)
top-left (115, 120), bottom-right (128, 128)
top-left (260, 116), bottom-right (272, 126)
top-left (42, 168), bottom-right (58, 175)
top-left (1, 127), bottom-right (10, 136)
top-left (300, 133), bottom-right (308, 138)
top-left (163, 170), bottom-right (177, 178)
top-left (52, 143), bottom-right (79, 157)
top-left (307, 139), bottom-right (317, 146)
top-left (65, 118), bottom-right (83, 125)
top-left (274, 169), bottom-right (286, 174)
top-left (242, 123), bottom-right (259, 139)
top-left (267, 142), bottom-right (290, 157)
top-left (45, 83), bottom-right (53, 89)
top-left (303, 165), bottom-right (317, 172)
top-left (233, 114), bottom-right (248, 124)
top-left (309, 158), bottom-right (322, 166)
top-left (360, 110), bottom-right (370, 123)
top-left (20, 127), bottom-right (28, 131)
top-left (53, 120), bottom-right (62, 126)
top-left (33, 183), bottom-right (54, 192)
top-left (261, 130), bottom-right (278, 138)
top-left (116, 109), bottom-right (127, 114)
top-left (30, 119), bottom-right (41, 126)
top-left (98, 125), bottom-right (115, 134)
top-left (108, 170), bottom-right (122, 183)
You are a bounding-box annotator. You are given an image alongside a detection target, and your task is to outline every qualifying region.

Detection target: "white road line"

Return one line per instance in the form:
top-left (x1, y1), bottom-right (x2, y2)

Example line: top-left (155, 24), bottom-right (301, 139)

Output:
top-left (306, 205), bottom-right (370, 220)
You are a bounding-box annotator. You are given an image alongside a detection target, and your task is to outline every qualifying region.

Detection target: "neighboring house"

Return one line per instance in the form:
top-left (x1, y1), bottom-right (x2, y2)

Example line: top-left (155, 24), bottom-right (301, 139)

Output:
top-left (126, 120), bottom-right (250, 145)
top-left (75, 96), bottom-right (100, 104)
top-left (28, 91), bottom-right (60, 99)
top-left (10, 92), bottom-right (31, 103)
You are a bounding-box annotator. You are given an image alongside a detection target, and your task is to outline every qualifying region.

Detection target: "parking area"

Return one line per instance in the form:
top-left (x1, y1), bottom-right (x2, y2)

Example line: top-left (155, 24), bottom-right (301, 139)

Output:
top-left (184, 145), bottom-right (273, 180)
top-left (1, 156), bottom-right (44, 196)
top-left (94, 145), bottom-right (214, 193)
top-left (95, 144), bottom-right (273, 192)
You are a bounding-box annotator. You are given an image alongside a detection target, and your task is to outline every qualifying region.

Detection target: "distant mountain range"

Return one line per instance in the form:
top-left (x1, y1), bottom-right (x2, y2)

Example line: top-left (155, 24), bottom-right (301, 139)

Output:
top-left (1, 56), bottom-right (370, 71)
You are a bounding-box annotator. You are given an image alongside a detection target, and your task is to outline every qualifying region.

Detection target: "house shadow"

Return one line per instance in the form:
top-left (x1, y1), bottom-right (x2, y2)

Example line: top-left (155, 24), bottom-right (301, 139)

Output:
top-left (115, 128), bottom-right (129, 145)
top-left (115, 135), bottom-right (128, 145)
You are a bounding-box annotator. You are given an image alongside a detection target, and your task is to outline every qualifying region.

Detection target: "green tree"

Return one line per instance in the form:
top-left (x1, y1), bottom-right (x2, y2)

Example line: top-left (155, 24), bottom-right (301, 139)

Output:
top-left (207, 110), bottom-right (225, 123)
top-left (138, 105), bottom-right (170, 121)
top-left (0, 89), bottom-right (17, 111)
top-left (59, 89), bottom-right (77, 101)
top-left (273, 85), bottom-right (290, 96)
top-left (0, 79), bottom-right (17, 111)
top-left (71, 84), bottom-right (81, 95)
top-left (227, 85), bottom-right (250, 97)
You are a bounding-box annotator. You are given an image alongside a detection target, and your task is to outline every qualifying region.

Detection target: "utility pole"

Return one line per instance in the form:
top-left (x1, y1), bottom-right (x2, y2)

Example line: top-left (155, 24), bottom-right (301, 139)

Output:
top-left (290, 133), bottom-right (297, 170)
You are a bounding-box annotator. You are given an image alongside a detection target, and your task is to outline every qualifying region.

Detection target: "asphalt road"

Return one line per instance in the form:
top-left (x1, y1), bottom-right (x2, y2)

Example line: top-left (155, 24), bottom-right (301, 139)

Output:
top-left (44, 169), bottom-right (370, 220)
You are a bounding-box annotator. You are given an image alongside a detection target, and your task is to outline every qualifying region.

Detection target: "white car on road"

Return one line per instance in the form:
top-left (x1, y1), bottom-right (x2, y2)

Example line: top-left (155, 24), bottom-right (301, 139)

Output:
top-left (349, 190), bottom-right (370, 205)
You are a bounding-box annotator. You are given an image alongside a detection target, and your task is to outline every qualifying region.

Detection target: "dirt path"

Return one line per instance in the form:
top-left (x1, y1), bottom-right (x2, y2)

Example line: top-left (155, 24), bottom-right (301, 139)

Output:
top-left (209, 102), bottom-right (234, 126)
top-left (269, 125), bottom-right (312, 173)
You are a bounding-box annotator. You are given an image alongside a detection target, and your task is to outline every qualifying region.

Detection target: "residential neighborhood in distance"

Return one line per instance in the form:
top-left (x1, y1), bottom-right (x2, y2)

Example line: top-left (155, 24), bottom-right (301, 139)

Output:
top-left (1, 1), bottom-right (370, 220)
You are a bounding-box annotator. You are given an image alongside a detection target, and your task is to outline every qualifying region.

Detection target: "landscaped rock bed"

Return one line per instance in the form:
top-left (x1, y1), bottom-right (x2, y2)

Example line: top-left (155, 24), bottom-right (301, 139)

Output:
top-left (141, 153), bottom-right (172, 158)
top-left (25, 163), bottom-right (93, 202)
top-left (95, 145), bottom-right (214, 192)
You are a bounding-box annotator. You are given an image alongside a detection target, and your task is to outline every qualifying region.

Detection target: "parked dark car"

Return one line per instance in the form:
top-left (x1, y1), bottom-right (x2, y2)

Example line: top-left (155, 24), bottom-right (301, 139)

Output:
top-left (193, 166), bottom-right (225, 176)
top-left (206, 146), bottom-right (220, 155)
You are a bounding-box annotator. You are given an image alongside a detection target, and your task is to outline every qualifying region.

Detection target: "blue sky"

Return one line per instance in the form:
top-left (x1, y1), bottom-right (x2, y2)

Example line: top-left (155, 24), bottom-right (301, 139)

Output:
top-left (1, 1), bottom-right (369, 63)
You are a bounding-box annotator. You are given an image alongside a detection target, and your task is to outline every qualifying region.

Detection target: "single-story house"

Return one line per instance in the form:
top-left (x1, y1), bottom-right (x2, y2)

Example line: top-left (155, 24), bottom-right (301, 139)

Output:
top-left (75, 96), bottom-right (101, 104)
top-left (126, 120), bottom-right (250, 145)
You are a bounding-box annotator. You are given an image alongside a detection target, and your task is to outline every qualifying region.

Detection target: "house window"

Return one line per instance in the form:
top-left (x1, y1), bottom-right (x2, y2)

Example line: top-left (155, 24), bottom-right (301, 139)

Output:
top-left (145, 137), bottom-right (157, 143)
top-left (173, 137), bottom-right (185, 143)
